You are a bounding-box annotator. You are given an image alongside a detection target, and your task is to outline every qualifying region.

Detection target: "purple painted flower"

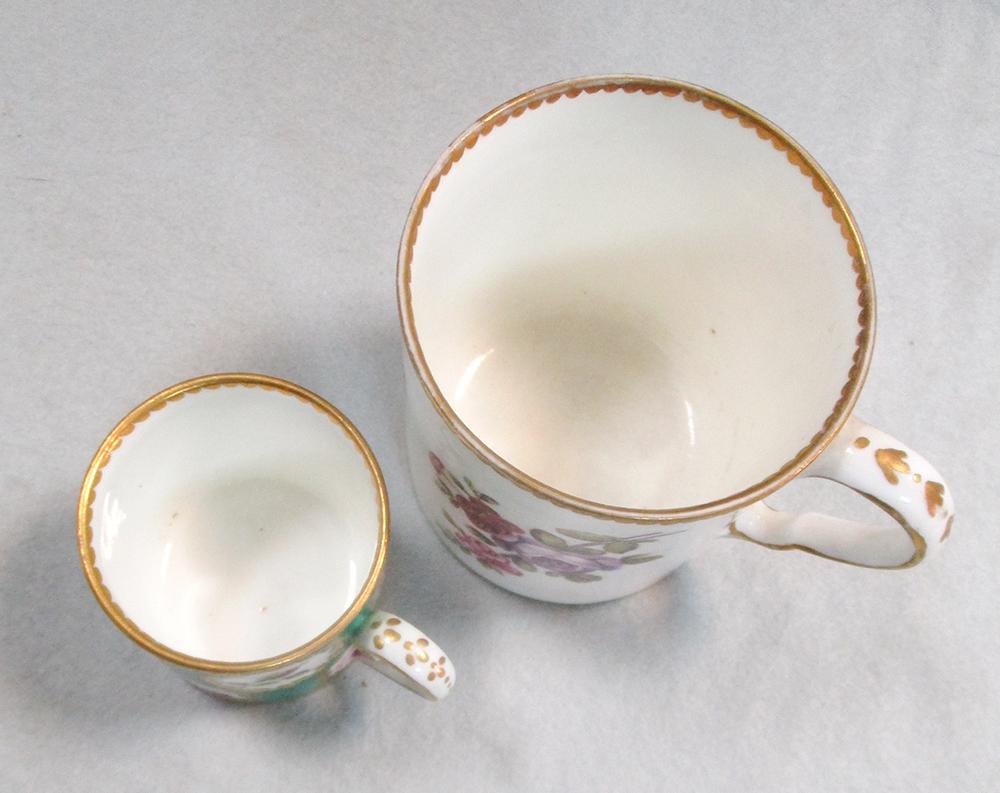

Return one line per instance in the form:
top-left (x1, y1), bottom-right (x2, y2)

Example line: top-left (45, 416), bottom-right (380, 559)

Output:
top-left (506, 536), bottom-right (624, 574)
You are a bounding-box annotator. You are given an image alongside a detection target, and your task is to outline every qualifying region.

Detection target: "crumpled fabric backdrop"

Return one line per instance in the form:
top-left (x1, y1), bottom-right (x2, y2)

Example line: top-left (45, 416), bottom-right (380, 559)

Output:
top-left (2, 2), bottom-right (997, 791)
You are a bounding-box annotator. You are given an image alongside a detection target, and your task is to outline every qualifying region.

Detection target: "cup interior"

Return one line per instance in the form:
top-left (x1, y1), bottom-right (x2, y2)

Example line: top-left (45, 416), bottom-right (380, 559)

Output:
top-left (83, 378), bottom-right (383, 664)
top-left (406, 80), bottom-right (869, 511)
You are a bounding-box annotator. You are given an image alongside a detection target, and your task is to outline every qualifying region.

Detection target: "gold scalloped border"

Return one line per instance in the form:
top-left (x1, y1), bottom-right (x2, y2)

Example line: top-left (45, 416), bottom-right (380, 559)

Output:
top-left (77, 372), bottom-right (389, 674)
top-left (398, 76), bottom-right (874, 524)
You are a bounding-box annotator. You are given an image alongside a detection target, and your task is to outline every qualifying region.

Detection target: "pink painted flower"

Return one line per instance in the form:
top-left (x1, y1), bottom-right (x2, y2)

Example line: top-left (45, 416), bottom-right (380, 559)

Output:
top-left (454, 531), bottom-right (522, 576)
top-left (454, 494), bottom-right (523, 540)
top-left (429, 452), bottom-right (445, 475)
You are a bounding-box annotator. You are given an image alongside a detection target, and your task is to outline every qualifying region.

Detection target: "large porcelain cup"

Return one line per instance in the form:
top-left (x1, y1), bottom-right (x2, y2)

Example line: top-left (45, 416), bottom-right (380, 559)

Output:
top-left (398, 75), bottom-right (954, 604)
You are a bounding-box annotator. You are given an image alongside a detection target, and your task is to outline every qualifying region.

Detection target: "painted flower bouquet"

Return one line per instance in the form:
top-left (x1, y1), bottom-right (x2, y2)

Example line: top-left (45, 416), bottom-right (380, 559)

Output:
top-left (430, 453), bottom-right (669, 583)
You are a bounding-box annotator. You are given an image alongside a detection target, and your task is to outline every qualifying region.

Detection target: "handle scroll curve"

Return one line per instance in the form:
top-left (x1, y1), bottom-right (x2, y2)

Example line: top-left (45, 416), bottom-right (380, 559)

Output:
top-left (731, 416), bottom-right (954, 569)
top-left (354, 611), bottom-right (455, 701)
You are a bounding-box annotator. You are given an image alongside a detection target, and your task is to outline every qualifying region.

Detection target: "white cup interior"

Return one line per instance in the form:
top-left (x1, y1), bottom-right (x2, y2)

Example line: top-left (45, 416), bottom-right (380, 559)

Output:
top-left (89, 382), bottom-right (381, 663)
top-left (408, 83), bottom-right (866, 510)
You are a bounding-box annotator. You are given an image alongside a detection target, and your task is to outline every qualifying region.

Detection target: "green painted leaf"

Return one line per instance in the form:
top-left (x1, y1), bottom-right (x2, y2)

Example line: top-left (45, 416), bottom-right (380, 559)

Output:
top-left (512, 558), bottom-right (537, 572)
top-left (621, 554), bottom-right (663, 565)
top-left (558, 528), bottom-right (616, 542)
top-left (470, 527), bottom-right (497, 546)
top-left (604, 540), bottom-right (640, 554)
top-left (563, 572), bottom-right (601, 583)
top-left (568, 545), bottom-right (604, 556)
top-left (479, 493), bottom-right (498, 506)
top-left (530, 528), bottom-right (568, 548)
top-left (442, 510), bottom-right (461, 529)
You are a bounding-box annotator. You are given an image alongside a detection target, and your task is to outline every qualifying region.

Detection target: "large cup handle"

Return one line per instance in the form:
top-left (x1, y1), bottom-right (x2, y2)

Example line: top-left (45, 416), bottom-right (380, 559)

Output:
top-left (354, 611), bottom-right (455, 700)
top-left (730, 416), bottom-right (954, 569)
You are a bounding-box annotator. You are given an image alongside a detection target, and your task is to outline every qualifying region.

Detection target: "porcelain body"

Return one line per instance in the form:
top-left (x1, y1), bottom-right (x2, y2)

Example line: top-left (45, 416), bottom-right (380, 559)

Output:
top-left (399, 76), bottom-right (954, 604)
top-left (79, 374), bottom-right (454, 701)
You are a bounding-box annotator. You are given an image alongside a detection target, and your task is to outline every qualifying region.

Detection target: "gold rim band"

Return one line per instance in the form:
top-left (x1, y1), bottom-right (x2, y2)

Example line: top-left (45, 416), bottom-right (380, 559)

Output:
top-left (76, 372), bottom-right (389, 674)
top-left (397, 74), bottom-right (875, 525)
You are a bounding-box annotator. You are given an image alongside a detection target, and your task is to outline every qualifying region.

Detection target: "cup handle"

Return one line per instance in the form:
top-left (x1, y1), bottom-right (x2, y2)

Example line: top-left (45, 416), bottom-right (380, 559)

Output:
top-left (353, 611), bottom-right (455, 700)
top-left (730, 416), bottom-right (954, 569)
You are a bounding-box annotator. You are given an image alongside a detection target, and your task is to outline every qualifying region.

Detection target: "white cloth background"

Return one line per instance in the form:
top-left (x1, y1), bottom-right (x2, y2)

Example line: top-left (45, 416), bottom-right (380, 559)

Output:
top-left (2, 2), bottom-right (997, 791)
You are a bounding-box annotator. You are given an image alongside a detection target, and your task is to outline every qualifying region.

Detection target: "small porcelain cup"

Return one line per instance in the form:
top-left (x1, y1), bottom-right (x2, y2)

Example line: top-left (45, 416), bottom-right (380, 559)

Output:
top-left (398, 75), bottom-right (954, 605)
top-left (78, 373), bottom-right (454, 702)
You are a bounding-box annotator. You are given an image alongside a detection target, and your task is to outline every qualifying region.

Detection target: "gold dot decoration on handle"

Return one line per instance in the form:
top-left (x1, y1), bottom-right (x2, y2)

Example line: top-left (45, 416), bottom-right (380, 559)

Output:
top-left (730, 416), bottom-right (955, 569)
top-left (357, 611), bottom-right (455, 700)
top-left (874, 448), bottom-right (911, 485)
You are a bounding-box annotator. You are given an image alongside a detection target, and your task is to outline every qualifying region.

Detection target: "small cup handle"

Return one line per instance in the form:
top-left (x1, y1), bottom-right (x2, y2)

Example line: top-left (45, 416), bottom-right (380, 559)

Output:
top-left (353, 611), bottom-right (455, 700)
top-left (730, 416), bottom-right (954, 569)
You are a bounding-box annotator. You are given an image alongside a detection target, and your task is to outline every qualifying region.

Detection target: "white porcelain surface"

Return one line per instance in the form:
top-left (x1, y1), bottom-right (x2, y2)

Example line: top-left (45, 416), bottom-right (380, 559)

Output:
top-left (92, 383), bottom-right (380, 662)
